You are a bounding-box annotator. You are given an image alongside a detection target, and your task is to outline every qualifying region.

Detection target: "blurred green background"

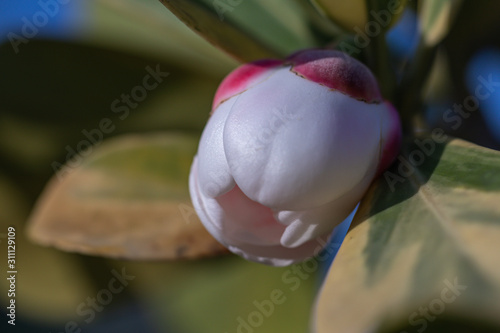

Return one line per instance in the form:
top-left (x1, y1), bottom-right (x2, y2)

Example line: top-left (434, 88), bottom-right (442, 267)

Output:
top-left (2, 0), bottom-right (500, 332)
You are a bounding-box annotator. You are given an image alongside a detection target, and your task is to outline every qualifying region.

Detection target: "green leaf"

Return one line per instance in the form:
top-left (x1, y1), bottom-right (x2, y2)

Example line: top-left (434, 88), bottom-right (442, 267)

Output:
top-left (158, 0), bottom-right (321, 62)
top-left (27, 133), bottom-right (227, 260)
top-left (88, 0), bottom-right (238, 76)
top-left (315, 138), bottom-right (500, 332)
top-left (419, 0), bottom-right (463, 46)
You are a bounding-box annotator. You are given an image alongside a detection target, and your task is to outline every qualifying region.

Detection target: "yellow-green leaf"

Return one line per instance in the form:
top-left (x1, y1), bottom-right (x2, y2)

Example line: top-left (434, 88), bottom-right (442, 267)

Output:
top-left (27, 133), bottom-right (227, 260)
top-left (310, 0), bottom-right (406, 33)
top-left (315, 138), bottom-right (500, 332)
top-left (419, 0), bottom-right (463, 47)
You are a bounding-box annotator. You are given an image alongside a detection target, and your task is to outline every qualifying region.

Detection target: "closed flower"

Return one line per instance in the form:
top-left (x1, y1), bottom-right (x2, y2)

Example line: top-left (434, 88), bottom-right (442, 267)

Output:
top-left (189, 49), bottom-right (401, 266)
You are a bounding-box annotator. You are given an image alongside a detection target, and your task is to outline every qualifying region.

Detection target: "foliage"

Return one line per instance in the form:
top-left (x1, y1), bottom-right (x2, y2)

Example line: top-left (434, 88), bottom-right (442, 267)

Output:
top-left (2, 0), bottom-right (500, 332)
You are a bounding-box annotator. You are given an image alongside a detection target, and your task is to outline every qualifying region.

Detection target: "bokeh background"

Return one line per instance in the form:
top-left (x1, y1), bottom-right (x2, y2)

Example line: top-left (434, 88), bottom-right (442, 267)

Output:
top-left (1, 0), bottom-right (500, 332)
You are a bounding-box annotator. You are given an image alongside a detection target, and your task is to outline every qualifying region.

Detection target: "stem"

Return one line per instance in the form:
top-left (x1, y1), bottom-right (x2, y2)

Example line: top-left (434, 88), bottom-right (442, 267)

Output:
top-left (395, 39), bottom-right (437, 134)
top-left (364, 0), bottom-right (397, 101)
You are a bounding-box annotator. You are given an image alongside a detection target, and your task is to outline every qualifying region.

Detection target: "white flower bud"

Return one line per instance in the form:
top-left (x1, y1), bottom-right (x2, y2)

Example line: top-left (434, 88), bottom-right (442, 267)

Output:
top-left (189, 49), bottom-right (401, 266)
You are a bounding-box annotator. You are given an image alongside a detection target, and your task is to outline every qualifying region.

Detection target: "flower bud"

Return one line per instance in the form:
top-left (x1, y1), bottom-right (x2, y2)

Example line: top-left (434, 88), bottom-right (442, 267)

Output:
top-left (189, 49), bottom-right (401, 266)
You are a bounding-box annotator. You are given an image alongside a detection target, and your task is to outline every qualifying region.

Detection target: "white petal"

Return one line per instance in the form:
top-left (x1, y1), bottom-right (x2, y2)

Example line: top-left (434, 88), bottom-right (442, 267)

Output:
top-left (215, 185), bottom-right (286, 245)
top-left (227, 234), bottom-right (331, 266)
top-left (275, 171), bottom-right (370, 248)
top-left (278, 219), bottom-right (321, 248)
top-left (190, 158), bottom-right (335, 266)
top-left (223, 68), bottom-right (386, 210)
top-left (191, 157), bottom-right (284, 246)
top-left (197, 98), bottom-right (236, 198)
top-left (189, 157), bottom-right (227, 242)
